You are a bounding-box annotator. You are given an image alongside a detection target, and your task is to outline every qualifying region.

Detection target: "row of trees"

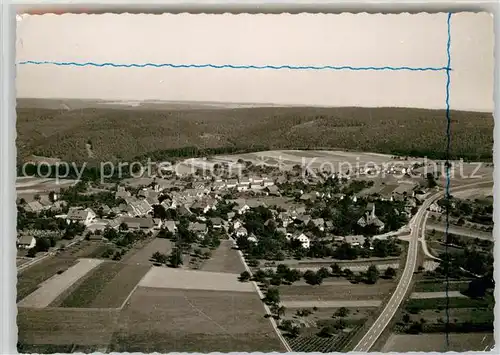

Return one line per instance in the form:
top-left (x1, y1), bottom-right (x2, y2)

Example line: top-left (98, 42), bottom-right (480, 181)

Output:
top-left (241, 263), bottom-right (397, 286)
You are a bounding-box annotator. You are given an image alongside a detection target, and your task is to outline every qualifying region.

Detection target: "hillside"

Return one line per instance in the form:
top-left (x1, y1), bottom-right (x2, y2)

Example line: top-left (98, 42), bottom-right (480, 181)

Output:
top-left (16, 99), bottom-right (493, 163)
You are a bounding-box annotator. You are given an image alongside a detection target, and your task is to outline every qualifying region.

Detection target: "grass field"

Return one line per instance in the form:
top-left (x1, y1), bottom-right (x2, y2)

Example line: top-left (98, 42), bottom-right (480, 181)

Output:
top-left (414, 308), bottom-right (494, 324)
top-left (18, 308), bottom-right (120, 347)
top-left (138, 267), bottom-right (254, 293)
top-left (279, 279), bottom-right (396, 302)
top-left (109, 287), bottom-right (285, 353)
top-left (200, 240), bottom-right (247, 274)
top-left (125, 237), bottom-right (173, 265)
top-left (90, 263), bottom-right (151, 308)
top-left (18, 259), bottom-right (103, 308)
top-left (414, 280), bottom-right (470, 292)
top-left (406, 296), bottom-right (493, 310)
top-left (409, 291), bottom-right (466, 299)
top-left (57, 261), bottom-right (125, 308)
top-left (17, 241), bottom-right (108, 302)
top-left (53, 261), bottom-right (150, 309)
top-left (17, 257), bottom-right (78, 302)
top-left (381, 332), bottom-right (494, 352)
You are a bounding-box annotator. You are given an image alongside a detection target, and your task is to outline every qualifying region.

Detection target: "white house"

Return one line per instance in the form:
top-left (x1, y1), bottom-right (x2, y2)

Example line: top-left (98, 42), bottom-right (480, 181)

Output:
top-left (17, 235), bottom-right (36, 249)
top-left (247, 233), bottom-right (258, 243)
top-left (164, 220), bottom-right (177, 234)
top-left (232, 199), bottom-right (250, 214)
top-left (262, 177), bottom-right (274, 187)
top-left (237, 178), bottom-right (251, 192)
top-left (66, 208), bottom-right (96, 226)
top-left (233, 220), bottom-right (243, 230)
top-left (250, 176), bottom-right (264, 184)
top-left (278, 212), bottom-right (293, 227)
top-left (236, 227), bottom-right (248, 238)
top-left (429, 202), bottom-right (442, 213)
top-left (292, 232), bottom-right (310, 249)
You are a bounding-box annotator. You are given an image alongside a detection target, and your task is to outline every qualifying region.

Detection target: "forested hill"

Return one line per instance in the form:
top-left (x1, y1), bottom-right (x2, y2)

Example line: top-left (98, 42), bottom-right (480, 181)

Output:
top-left (16, 100), bottom-right (493, 163)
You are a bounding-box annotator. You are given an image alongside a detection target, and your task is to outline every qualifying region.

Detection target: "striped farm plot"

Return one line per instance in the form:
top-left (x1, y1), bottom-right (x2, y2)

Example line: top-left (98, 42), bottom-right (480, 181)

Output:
top-left (281, 300), bottom-right (382, 308)
top-left (18, 258), bottom-right (103, 308)
top-left (138, 267), bottom-right (255, 293)
top-left (410, 291), bottom-right (467, 300)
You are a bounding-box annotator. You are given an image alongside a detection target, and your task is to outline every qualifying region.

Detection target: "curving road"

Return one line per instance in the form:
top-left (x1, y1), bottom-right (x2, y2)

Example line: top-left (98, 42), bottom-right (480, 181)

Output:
top-left (353, 180), bottom-right (493, 352)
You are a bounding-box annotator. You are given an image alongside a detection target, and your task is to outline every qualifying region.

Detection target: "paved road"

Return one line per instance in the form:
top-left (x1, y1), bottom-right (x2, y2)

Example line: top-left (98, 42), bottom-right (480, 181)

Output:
top-left (353, 180), bottom-right (493, 352)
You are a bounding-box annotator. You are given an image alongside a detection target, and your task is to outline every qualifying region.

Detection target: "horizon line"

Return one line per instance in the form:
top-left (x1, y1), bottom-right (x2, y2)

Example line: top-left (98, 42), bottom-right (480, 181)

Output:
top-left (16, 97), bottom-right (493, 113)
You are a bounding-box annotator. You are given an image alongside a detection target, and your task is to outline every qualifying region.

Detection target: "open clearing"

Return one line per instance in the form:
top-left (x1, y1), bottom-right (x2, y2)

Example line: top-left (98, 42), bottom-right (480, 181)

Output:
top-left (281, 300), bottom-right (381, 308)
top-left (18, 308), bottom-right (120, 347)
top-left (414, 280), bottom-right (470, 292)
top-left (409, 291), bottom-right (466, 299)
top-left (200, 240), bottom-right (246, 274)
top-left (285, 306), bottom-right (376, 321)
top-left (414, 308), bottom-right (494, 324)
top-left (426, 222), bottom-right (492, 240)
top-left (125, 237), bottom-right (173, 265)
top-left (18, 258), bottom-right (103, 308)
top-left (109, 287), bottom-right (285, 353)
top-left (90, 263), bottom-right (151, 308)
top-left (381, 333), bottom-right (494, 352)
top-left (138, 267), bottom-right (254, 293)
top-left (451, 187), bottom-right (493, 199)
top-left (279, 280), bottom-right (395, 302)
top-left (52, 261), bottom-right (125, 308)
top-left (17, 241), bottom-right (109, 302)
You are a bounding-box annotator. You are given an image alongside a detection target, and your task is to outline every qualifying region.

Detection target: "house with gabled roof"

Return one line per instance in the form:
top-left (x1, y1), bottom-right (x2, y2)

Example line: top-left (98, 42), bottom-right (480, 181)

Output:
top-left (188, 222), bottom-right (208, 238)
top-left (122, 216), bottom-right (160, 232)
top-left (310, 218), bottom-right (325, 231)
top-left (164, 220), bottom-right (177, 233)
top-left (17, 235), bottom-right (36, 249)
top-left (24, 201), bottom-right (45, 213)
top-left (291, 232), bottom-right (310, 249)
top-left (235, 226), bottom-right (248, 238)
top-left (66, 207), bottom-right (96, 226)
top-left (210, 217), bottom-right (224, 229)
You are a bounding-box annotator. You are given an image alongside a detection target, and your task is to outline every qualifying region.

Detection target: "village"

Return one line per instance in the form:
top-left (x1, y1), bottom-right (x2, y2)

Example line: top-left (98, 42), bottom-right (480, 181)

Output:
top-left (16, 152), bottom-right (494, 353)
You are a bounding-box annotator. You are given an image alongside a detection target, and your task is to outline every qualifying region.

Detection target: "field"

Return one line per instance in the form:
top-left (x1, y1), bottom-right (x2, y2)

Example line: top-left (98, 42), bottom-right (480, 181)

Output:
top-left (124, 237), bottom-right (173, 265)
top-left (17, 241), bottom-right (106, 301)
top-left (18, 259), bottom-right (103, 308)
top-left (279, 280), bottom-right (396, 302)
top-left (52, 261), bottom-right (150, 309)
top-left (138, 267), bottom-right (254, 293)
top-left (381, 333), bottom-right (494, 352)
top-left (406, 296), bottom-right (492, 310)
top-left (409, 291), bottom-right (465, 299)
top-left (414, 280), bottom-right (470, 292)
top-left (18, 308), bottom-right (120, 349)
top-left (109, 287), bottom-right (285, 352)
top-left (16, 101), bottom-right (493, 163)
top-left (281, 300), bottom-right (381, 308)
top-left (200, 240), bottom-right (247, 274)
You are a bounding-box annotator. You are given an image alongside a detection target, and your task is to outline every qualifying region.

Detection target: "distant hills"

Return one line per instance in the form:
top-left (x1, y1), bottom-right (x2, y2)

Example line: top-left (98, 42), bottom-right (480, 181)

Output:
top-left (16, 98), bottom-right (493, 164)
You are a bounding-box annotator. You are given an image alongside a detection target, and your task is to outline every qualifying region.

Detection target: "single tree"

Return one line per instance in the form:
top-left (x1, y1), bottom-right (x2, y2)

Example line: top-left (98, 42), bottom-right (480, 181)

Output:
top-left (384, 267), bottom-right (397, 279)
top-left (239, 271), bottom-right (251, 282)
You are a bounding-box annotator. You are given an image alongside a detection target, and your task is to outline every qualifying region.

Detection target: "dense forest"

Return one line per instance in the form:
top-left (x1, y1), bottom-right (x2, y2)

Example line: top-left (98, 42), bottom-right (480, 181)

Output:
top-left (16, 100), bottom-right (493, 164)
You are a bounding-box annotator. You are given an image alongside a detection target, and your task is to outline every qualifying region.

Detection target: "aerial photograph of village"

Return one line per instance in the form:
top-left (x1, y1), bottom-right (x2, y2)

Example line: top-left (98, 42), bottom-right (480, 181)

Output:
top-left (15, 12), bottom-right (494, 354)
